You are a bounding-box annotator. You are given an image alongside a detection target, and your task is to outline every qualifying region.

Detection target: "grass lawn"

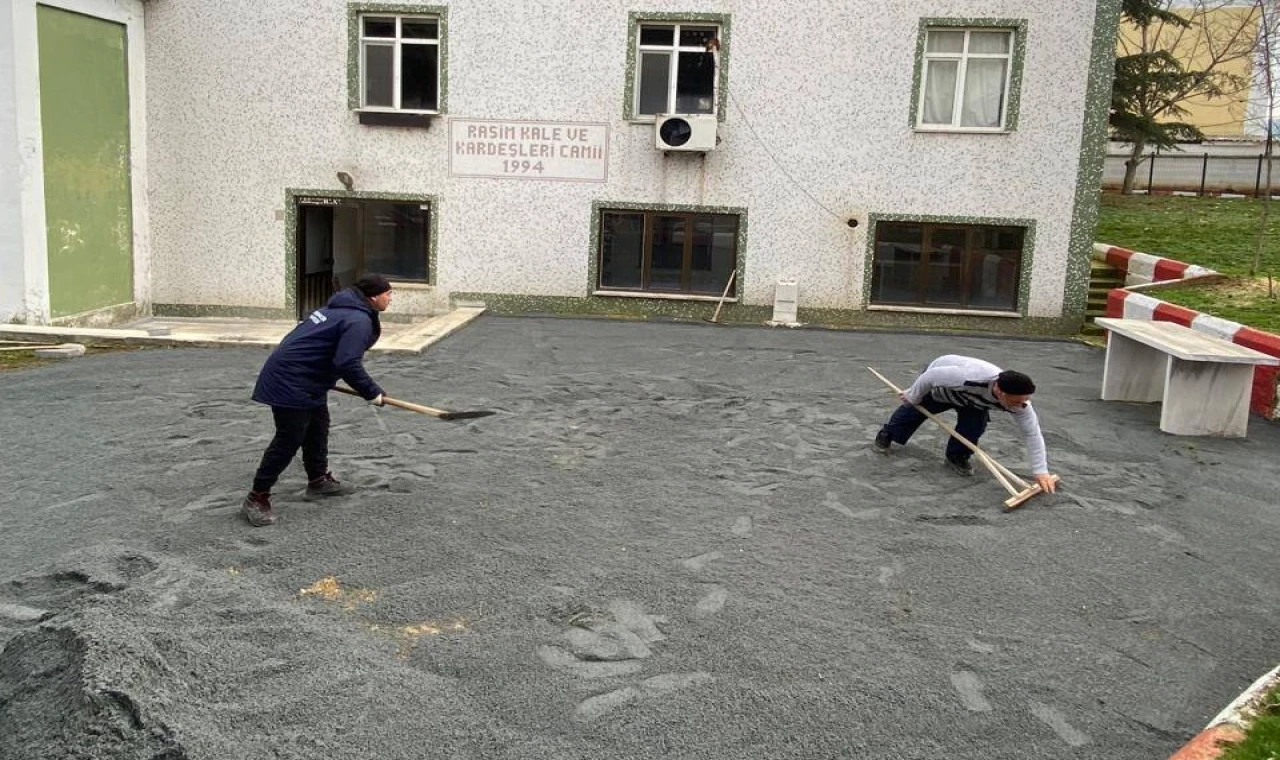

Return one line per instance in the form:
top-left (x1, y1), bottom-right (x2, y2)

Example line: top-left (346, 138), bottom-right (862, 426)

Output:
top-left (1095, 194), bottom-right (1280, 332)
top-left (1220, 685), bottom-right (1280, 760)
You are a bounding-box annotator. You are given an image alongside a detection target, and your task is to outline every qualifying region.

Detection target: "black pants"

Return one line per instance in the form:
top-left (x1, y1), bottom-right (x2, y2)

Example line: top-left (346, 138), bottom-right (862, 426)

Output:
top-left (252, 405), bottom-right (330, 493)
top-left (882, 396), bottom-right (989, 462)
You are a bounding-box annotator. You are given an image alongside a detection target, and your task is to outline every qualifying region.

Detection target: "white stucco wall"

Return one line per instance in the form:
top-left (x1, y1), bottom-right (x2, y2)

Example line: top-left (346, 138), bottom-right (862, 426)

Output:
top-left (0, 0), bottom-right (42, 324)
top-left (0, 0), bottom-right (149, 325)
top-left (145, 1), bottom-right (1100, 320)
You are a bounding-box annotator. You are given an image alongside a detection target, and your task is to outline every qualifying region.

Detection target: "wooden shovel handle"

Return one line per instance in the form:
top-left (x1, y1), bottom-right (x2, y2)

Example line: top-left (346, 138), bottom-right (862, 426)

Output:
top-left (331, 385), bottom-right (449, 418)
top-left (331, 385), bottom-right (495, 420)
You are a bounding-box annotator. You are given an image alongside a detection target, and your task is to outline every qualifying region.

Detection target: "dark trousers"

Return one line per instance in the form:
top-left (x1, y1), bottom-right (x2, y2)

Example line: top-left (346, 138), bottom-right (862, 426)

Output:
top-left (882, 397), bottom-right (989, 462)
top-left (252, 405), bottom-right (330, 493)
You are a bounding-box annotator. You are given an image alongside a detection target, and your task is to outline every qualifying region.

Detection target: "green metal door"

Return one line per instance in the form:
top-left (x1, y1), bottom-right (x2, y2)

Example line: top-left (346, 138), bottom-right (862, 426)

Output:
top-left (37, 6), bottom-right (133, 318)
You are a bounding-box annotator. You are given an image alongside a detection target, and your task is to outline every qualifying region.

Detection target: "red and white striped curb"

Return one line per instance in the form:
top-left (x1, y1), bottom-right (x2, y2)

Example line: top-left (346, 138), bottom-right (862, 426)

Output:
top-left (1094, 244), bottom-right (1280, 418)
top-left (1169, 664), bottom-right (1280, 759)
top-left (1095, 243), bottom-right (1217, 286)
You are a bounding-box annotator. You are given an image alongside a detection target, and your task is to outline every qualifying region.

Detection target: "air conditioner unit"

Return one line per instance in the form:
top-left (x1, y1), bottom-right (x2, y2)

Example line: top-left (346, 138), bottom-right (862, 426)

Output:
top-left (655, 114), bottom-right (717, 152)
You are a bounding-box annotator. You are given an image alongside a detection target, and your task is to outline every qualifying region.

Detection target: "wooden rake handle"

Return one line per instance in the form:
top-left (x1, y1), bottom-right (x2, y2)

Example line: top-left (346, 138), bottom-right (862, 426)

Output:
top-left (866, 367), bottom-right (1029, 495)
top-left (331, 385), bottom-right (494, 421)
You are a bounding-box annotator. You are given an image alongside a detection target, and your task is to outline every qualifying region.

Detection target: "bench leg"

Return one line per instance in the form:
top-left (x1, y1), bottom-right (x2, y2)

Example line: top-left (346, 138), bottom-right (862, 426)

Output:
top-left (1160, 359), bottom-right (1255, 437)
top-left (1101, 333), bottom-right (1166, 402)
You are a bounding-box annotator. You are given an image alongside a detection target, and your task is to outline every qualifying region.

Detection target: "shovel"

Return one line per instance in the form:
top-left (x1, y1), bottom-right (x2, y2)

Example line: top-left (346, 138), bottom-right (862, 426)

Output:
top-left (332, 385), bottom-right (496, 421)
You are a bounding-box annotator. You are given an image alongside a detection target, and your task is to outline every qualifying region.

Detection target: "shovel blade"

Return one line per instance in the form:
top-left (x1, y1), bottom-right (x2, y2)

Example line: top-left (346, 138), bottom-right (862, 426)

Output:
top-left (438, 410), bottom-right (497, 421)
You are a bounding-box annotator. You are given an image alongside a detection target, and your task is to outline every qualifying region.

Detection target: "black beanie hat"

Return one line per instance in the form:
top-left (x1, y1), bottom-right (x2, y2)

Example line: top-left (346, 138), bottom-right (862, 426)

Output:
top-left (996, 370), bottom-right (1036, 396)
top-left (355, 274), bottom-right (392, 298)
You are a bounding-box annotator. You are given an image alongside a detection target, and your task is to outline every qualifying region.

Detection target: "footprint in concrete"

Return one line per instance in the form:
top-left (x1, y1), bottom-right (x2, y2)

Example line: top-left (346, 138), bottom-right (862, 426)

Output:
top-left (537, 646), bottom-right (643, 680)
top-left (876, 561), bottom-right (902, 587)
top-left (823, 492), bottom-right (855, 518)
top-left (680, 552), bottom-right (722, 573)
top-left (542, 599), bottom-right (668, 681)
top-left (607, 600), bottom-right (667, 643)
top-left (1029, 701), bottom-right (1091, 747)
top-left (165, 458), bottom-right (214, 475)
top-left (235, 535), bottom-right (271, 552)
top-left (731, 516), bottom-right (753, 537)
top-left (950, 670), bottom-right (992, 712)
top-left (966, 638), bottom-right (997, 654)
top-left (173, 494), bottom-right (233, 519)
top-left (564, 624), bottom-right (652, 661)
top-left (573, 672), bottom-right (713, 722)
top-left (694, 585), bottom-right (728, 618)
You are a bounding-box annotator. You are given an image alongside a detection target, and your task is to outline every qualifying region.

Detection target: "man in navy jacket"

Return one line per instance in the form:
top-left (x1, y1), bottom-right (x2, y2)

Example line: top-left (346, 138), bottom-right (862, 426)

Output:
top-left (241, 274), bottom-right (393, 526)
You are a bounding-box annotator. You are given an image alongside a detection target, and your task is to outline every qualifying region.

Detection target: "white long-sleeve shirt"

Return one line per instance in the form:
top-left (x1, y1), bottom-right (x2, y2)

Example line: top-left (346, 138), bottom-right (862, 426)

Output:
top-left (902, 355), bottom-right (1049, 475)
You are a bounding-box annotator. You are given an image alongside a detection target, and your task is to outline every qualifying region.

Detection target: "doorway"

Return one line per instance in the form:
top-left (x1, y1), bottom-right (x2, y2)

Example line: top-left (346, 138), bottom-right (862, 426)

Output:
top-left (294, 195), bottom-right (430, 319)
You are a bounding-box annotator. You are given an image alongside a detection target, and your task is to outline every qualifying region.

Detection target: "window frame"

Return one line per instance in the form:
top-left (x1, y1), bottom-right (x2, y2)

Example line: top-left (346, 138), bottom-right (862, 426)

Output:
top-left (910, 18), bottom-right (1026, 133)
top-left (864, 213), bottom-right (1035, 316)
top-left (591, 202), bottom-right (747, 300)
top-left (347, 4), bottom-right (448, 116)
top-left (623, 12), bottom-right (731, 123)
top-left (284, 188), bottom-right (438, 317)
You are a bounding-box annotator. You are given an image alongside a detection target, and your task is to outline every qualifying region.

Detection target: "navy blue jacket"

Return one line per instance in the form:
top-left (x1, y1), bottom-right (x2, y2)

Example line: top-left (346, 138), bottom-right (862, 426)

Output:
top-left (252, 287), bottom-right (385, 408)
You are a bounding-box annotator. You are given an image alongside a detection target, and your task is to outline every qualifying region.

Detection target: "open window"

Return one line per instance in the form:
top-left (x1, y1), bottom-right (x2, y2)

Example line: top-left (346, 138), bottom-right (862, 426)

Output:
top-left (349, 5), bottom-right (447, 126)
top-left (626, 14), bottom-right (730, 121)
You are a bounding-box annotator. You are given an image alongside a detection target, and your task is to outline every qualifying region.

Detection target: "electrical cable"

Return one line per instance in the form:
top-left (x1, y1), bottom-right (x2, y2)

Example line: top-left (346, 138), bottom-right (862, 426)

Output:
top-left (725, 88), bottom-right (849, 223)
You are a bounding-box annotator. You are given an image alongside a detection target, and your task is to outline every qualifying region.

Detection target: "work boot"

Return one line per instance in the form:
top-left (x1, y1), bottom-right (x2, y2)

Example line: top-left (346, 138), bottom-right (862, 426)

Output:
top-left (873, 428), bottom-right (892, 453)
top-left (241, 491), bottom-right (277, 527)
top-left (305, 472), bottom-right (355, 501)
top-left (945, 454), bottom-right (974, 477)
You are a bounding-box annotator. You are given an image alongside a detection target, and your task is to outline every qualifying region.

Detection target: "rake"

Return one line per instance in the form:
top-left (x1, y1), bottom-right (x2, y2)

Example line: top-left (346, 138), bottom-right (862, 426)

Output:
top-left (866, 367), bottom-right (1057, 511)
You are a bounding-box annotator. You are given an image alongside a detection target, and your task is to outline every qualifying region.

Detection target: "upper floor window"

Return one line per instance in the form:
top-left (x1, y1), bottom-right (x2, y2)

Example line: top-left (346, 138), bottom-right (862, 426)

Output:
top-left (626, 15), bottom-right (730, 121)
top-left (916, 26), bottom-right (1017, 131)
top-left (359, 13), bottom-right (441, 112)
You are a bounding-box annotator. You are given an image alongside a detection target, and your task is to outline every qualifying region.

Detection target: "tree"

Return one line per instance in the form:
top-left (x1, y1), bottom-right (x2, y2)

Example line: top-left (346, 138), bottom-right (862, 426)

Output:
top-left (1111, 0), bottom-right (1260, 194)
top-left (1248, 0), bottom-right (1277, 287)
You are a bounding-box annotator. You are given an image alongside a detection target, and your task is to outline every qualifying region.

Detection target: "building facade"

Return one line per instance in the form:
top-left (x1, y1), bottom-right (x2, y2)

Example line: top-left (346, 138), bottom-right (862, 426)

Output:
top-left (1, 0), bottom-right (1122, 334)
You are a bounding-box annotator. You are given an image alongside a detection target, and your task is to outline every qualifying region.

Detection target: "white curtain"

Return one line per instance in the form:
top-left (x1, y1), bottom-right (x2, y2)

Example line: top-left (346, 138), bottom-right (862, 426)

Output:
top-left (960, 59), bottom-right (1008, 128)
top-left (921, 60), bottom-right (957, 125)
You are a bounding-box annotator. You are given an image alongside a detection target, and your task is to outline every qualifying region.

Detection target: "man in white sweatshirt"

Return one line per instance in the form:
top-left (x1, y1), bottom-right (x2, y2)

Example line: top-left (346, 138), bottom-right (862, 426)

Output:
top-left (874, 355), bottom-right (1059, 493)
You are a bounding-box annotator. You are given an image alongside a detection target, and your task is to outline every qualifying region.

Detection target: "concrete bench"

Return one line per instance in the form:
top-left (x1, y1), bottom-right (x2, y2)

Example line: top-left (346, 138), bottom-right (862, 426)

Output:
top-left (1095, 317), bottom-right (1280, 437)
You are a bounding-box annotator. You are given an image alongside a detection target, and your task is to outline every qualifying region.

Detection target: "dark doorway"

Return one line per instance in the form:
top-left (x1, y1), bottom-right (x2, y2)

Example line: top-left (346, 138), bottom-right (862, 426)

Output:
top-left (294, 196), bottom-right (430, 320)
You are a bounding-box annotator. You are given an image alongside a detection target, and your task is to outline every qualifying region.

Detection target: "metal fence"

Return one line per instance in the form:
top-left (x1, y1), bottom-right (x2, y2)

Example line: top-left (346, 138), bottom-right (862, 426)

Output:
top-left (1102, 152), bottom-right (1280, 197)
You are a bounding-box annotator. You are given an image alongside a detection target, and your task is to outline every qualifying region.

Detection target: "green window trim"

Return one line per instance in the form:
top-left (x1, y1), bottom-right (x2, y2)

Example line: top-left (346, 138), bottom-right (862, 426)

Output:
top-left (347, 3), bottom-right (449, 114)
top-left (862, 212), bottom-right (1036, 317)
top-left (589, 200), bottom-right (747, 297)
top-left (909, 17), bottom-right (1027, 133)
top-left (622, 11), bottom-right (732, 123)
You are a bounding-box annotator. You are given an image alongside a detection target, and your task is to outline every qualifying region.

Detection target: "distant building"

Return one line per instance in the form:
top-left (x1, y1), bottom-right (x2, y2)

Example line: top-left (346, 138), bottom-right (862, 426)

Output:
top-left (2, 1), bottom-right (1124, 334)
top-left (1116, 4), bottom-right (1264, 140)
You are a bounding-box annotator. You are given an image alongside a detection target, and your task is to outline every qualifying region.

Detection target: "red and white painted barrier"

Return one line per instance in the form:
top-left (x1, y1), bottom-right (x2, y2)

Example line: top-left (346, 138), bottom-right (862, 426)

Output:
top-left (1094, 244), bottom-right (1280, 419)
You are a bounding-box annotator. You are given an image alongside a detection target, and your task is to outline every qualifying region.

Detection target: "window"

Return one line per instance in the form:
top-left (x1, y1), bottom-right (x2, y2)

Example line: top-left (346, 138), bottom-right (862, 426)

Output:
top-left (917, 26), bottom-right (1015, 130)
top-left (358, 13), bottom-right (440, 111)
top-left (626, 15), bottom-right (729, 120)
top-left (870, 221), bottom-right (1024, 311)
top-left (598, 209), bottom-right (738, 296)
top-left (361, 201), bottom-right (429, 281)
